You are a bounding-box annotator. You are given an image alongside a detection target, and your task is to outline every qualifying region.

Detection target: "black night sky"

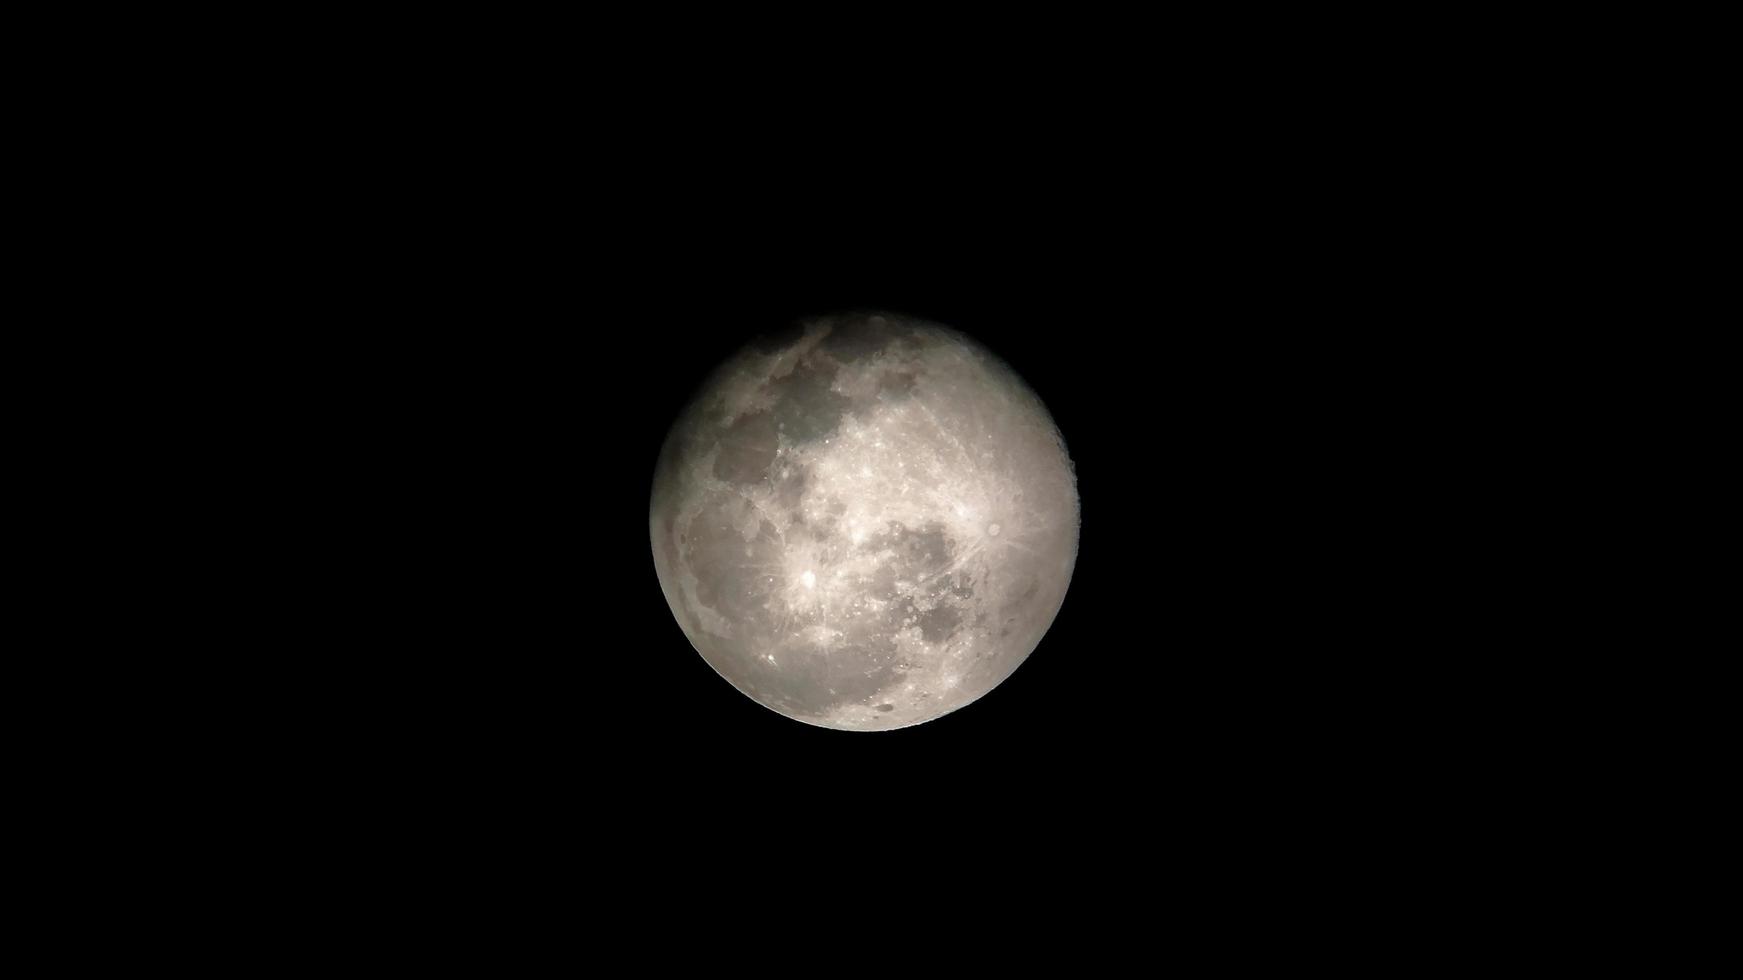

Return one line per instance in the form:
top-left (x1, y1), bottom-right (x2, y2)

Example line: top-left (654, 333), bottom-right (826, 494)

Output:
top-left (148, 23), bottom-right (1525, 946)
top-left (384, 193), bottom-right (1394, 806)
top-left (293, 146), bottom-right (1453, 887)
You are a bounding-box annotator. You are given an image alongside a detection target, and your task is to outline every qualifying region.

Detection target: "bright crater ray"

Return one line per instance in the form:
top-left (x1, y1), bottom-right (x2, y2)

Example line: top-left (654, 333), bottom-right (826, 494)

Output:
top-left (649, 313), bottom-right (1079, 730)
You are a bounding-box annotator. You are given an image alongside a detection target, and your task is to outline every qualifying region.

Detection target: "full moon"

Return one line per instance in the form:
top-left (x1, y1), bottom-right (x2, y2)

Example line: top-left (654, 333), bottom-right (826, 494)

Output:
top-left (650, 313), bottom-right (1079, 730)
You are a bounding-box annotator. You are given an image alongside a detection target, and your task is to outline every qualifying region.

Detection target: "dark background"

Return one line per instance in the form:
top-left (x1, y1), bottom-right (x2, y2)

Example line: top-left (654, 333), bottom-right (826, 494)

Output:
top-left (94, 16), bottom-right (1568, 945)
top-left (339, 178), bottom-right (1430, 842)
top-left (251, 108), bottom-right (1474, 891)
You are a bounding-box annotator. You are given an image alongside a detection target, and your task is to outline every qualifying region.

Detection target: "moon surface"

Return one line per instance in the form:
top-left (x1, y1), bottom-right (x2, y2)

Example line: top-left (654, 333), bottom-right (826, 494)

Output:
top-left (650, 313), bottom-right (1079, 730)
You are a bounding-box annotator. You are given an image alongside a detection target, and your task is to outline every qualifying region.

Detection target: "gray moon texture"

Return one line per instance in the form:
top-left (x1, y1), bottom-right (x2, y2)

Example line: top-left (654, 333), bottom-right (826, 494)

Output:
top-left (650, 313), bottom-right (1079, 730)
